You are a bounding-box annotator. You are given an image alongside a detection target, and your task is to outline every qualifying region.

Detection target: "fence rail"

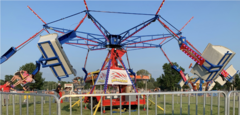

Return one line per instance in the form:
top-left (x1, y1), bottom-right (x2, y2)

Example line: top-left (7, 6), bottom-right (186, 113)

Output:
top-left (0, 92), bottom-right (59, 115)
top-left (1, 91), bottom-right (239, 115)
top-left (227, 91), bottom-right (240, 115)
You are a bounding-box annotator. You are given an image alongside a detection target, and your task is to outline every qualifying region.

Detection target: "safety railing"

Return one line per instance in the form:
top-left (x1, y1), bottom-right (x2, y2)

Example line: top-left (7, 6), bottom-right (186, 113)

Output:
top-left (227, 91), bottom-right (240, 115)
top-left (2, 91), bottom-right (237, 115)
top-left (59, 91), bottom-right (227, 115)
top-left (0, 92), bottom-right (59, 115)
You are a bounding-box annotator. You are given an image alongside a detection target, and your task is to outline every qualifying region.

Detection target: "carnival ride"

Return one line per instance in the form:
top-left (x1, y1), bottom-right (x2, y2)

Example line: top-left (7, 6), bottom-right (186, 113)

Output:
top-left (0, 0), bottom-right (239, 113)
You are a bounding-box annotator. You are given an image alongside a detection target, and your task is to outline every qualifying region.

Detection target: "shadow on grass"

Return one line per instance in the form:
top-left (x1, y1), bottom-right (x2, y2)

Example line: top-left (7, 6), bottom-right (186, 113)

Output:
top-left (21, 103), bottom-right (34, 108)
top-left (62, 104), bottom-right (78, 112)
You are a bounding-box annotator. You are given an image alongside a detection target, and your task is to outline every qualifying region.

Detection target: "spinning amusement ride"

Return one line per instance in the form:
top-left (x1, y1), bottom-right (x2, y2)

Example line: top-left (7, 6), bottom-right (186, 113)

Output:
top-left (0, 0), bottom-right (238, 109)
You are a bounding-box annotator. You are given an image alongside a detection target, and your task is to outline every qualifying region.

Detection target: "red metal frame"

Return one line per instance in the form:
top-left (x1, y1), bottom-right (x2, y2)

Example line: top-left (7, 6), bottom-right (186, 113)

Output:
top-left (155, 0), bottom-right (165, 15)
top-left (15, 29), bottom-right (44, 49)
top-left (180, 43), bottom-right (205, 66)
top-left (74, 14), bottom-right (88, 31)
top-left (27, 6), bottom-right (50, 34)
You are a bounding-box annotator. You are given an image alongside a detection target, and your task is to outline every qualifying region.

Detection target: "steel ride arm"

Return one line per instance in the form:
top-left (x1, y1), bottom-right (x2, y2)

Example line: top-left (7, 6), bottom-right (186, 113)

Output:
top-left (28, 5), bottom-right (99, 44)
top-left (160, 47), bottom-right (187, 82)
top-left (0, 29), bottom-right (44, 64)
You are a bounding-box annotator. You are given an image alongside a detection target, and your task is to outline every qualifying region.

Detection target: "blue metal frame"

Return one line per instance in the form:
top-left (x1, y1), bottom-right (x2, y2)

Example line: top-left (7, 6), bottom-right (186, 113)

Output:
top-left (58, 30), bottom-right (77, 44)
top-left (203, 51), bottom-right (232, 81)
top-left (1, 5), bottom-right (236, 86)
top-left (128, 69), bottom-right (136, 85)
top-left (32, 61), bottom-right (41, 76)
top-left (0, 47), bottom-right (17, 64)
top-left (43, 13), bottom-right (179, 52)
top-left (199, 79), bottom-right (204, 91)
top-left (89, 57), bottom-right (109, 94)
top-left (87, 12), bottom-right (111, 36)
top-left (119, 16), bottom-right (158, 40)
top-left (38, 41), bottom-right (69, 81)
top-left (225, 70), bottom-right (239, 82)
top-left (103, 59), bottom-right (112, 94)
top-left (193, 78), bottom-right (200, 84)
top-left (120, 59), bottom-right (138, 93)
top-left (82, 68), bottom-right (88, 82)
top-left (48, 26), bottom-right (174, 50)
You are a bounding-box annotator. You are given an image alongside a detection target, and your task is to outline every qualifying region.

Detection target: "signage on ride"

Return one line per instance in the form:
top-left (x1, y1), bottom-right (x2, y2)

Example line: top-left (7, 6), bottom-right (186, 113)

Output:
top-left (96, 70), bottom-right (107, 84)
top-left (110, 70), bottom-right (128, 83)
top-left (95, 69), bottom-right (132, 85)
top-left (64, 83), bottom-right (74, 92)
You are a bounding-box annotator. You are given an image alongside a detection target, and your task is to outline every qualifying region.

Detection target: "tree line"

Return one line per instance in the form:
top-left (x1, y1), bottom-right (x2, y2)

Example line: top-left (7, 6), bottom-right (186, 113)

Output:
top-left (1, 62), bottom-right (239, 91)
top-left (135, 62), bottom-right (240, 91)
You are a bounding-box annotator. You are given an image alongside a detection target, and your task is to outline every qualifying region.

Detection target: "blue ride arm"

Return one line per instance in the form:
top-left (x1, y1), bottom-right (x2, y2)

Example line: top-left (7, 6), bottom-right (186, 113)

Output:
top-left (0, 47), bottom-right (17, 64)
top-left (32, 61), bottom-right (41, 76)
top-left (82, 68), bottom-right (88, 81)
top-left (171, 65), bottom-right (187, 82)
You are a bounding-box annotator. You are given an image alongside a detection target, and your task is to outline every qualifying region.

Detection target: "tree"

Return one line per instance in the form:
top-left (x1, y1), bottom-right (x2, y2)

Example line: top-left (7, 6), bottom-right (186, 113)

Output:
top-left (213, 73), bottom-right (240, 91)
top-left (59, 81), bottom-right (71, 88)
top-left (84, 83), bottom-right (91, 89)
top-left (136, 69), bottom-right (150, 76)
top-left (147, 82), bottom-right (155, 89)
top-left (18, 62), bottom-right (45, 90)
top-left (0, 79), bottom-right (5, 85)
top-left (136, 69), bottom-right (155, 89)
top-left (148, 77), bottom-right (158, 89)
top-left (136, 81), bottom-right (144, 88)
top-left (43, 81), bottom-right (58, 90)
top-left (234, 73), bottom-right (240, 90)
top-left (5, 75), bottom-right (13, 82)
top-left (156, 62), bottom-right (185, 91)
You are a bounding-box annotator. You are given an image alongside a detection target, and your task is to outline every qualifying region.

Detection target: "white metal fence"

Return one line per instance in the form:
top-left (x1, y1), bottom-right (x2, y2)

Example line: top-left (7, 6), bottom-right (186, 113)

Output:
top-left (0, 92), bottom-right (59, 115)
top-left (228, 91), bottom-right (240, 115)
top-left (0, 91), bottom-right (239, 115)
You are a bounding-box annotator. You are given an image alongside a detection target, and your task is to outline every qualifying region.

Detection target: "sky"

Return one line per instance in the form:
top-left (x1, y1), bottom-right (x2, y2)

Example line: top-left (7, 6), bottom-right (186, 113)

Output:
top-left (0, 1), bottom-right (240, 83)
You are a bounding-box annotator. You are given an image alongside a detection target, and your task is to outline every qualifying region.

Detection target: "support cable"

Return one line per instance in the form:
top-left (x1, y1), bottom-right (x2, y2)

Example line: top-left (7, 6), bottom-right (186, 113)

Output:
top-left (89, 10), bottom-right (156, 16)
top-left (46, 11), bottom-right (86, 25)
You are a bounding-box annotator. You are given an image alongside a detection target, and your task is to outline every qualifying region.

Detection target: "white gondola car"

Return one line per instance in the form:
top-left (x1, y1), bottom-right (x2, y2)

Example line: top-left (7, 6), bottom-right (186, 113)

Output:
top-left (37, 33), bottom-right (76, 79)
top-left (190, 43), bottom-right (235, 81)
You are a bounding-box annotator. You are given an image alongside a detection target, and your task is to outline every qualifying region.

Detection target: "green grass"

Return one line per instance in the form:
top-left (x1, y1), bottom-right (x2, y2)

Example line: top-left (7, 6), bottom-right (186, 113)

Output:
top-left (1, 94), bottom-right (239, 115)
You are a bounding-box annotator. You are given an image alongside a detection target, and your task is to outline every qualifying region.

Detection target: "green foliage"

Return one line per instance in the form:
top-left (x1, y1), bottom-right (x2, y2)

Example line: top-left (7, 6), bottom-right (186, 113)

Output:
top-left (5, 75), bottom-right (13, 82)
top-left (0, 79), bottom-right (5, 85)
top-left (136, 81), bottom-right (145, 88)
top-left (148, 77), bottom-right (158, 89)
top-left (147, 82), bottom-right (155, 89)
top-left (84, 82), bottom-right (91, 89)
top-left (157, 62), bottom-right (184, 91)
top-left (43, 81), bottom-right (58, 90)
top-left (136, 69), bottom-right (150, 76)
top-left (233, 73), bottom-right (240, 90)
top-left (135, 69), bottom-right (157, 89)
top-left (42, 81), bottom-right (73, 90)
top-left (18, 62), bottom-right (45, 90)
top-left (212, 73), bottom-right (240, 91)
top-left (182, 84), bottom-right (189, 89)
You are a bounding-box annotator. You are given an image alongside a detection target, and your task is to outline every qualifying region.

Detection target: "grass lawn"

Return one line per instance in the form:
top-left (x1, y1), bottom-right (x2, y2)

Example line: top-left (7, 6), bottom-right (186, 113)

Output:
top-left (1, 94), bottom-right (239, 115)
